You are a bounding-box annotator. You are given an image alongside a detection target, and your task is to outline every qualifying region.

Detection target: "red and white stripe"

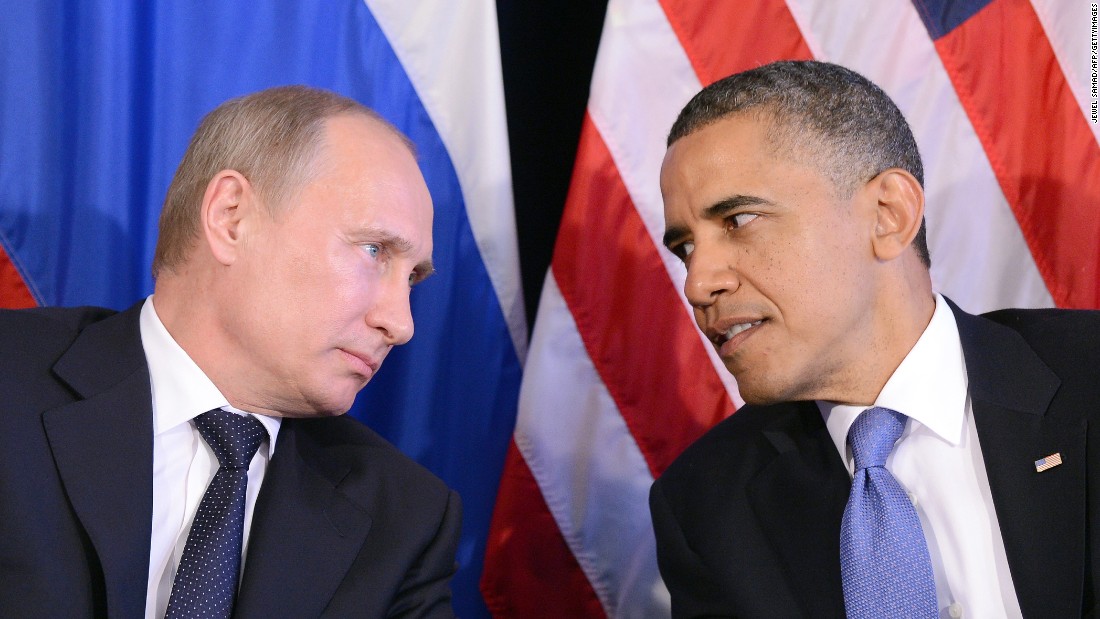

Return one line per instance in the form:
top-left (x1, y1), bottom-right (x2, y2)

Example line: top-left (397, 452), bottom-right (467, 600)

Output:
top-left (482, 0), bottom-right (1100, 616)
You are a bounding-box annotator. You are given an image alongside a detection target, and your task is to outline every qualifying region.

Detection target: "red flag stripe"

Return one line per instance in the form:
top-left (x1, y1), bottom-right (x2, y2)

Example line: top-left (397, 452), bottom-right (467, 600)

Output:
top-left (1030, 0), bottom-right (1100, 147)
top-left (657, 0), bottom-right (813, 85)
top-left (0, 246), bottom-right (36, 308)
top-left (552, 113), bottom-right (731, 477)
top-left (933, 0), bottom-right (1100, 308)
top-left (786, 0), bottom-right (1055, 312)
top-left (480, 441), bottom-right (606, 618)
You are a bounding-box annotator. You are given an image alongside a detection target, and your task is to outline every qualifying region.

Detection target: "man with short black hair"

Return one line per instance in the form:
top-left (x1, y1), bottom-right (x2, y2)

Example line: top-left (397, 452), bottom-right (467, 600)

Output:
top-left (651, 60), bottom-right (1100, 618)
top-left (0, 85), bottom-right (460, 618)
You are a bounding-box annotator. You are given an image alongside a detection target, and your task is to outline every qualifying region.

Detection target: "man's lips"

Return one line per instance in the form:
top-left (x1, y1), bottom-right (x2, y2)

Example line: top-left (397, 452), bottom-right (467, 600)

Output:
top-left (339, 348), bottom-right (382, 376)
top-left (707, 317), bottom-right (766, 355)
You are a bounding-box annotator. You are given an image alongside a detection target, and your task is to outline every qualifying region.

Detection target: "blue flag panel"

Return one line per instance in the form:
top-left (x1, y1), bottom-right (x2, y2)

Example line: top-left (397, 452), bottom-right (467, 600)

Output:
top-left (0, 2), bottom-right (520, 617)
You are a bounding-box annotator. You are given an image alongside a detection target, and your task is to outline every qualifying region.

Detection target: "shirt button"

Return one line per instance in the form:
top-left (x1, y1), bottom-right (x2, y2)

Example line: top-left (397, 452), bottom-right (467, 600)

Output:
top-left (948, 603), bottom-right (964, 618)
top-left (908, 492), bottom-right (918, 507)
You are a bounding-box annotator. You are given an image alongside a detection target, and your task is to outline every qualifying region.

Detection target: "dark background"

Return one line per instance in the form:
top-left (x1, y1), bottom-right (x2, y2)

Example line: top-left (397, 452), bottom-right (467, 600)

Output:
top-left (497, 1), bottom-right (609, 332)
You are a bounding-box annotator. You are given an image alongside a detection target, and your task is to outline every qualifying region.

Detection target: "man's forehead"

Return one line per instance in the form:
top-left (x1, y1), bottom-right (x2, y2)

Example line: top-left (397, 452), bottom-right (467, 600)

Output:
top-left (316, 115), bottom-right (431, 206)
top-left (318, 115), bottom-right (416, 170)
top-left (666, 113), bottom-right (777, 163)
top-left (662, 117), bottom-right (764, 204)
top-left (292, 115), bottom-right (434, 259)
top-left (663, 112), bottom-right (839, 202)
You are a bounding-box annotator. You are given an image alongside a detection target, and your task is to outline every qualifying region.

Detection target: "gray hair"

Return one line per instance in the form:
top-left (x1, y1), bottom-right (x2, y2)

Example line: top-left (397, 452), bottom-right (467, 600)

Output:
top-left (152, 85), bottom-right (412, 277)
top-left (668, 60), bottom-right (930, 268)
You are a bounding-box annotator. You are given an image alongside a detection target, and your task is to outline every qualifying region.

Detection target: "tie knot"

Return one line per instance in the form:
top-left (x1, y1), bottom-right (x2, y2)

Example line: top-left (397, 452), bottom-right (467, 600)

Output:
top-left (194, 409), bottom-right (267, 470)
top-left (848, 406), bottom-right (906, 470)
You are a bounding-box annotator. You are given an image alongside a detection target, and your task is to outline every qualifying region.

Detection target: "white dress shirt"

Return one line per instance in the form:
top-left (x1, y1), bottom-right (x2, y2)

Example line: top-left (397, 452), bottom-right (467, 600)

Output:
top-left (817, 294), bottom-right (1022, 619)
top-left (140, 296), bottom-right (282, 619)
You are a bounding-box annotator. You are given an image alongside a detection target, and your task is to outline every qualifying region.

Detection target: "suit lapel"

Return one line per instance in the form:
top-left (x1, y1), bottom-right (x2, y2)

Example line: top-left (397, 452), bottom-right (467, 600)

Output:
top-left (235, 419), bottom-right (372, 618)
top-left (41, 304), bottom-right (153, 619)
top-left (953, 304), bottom-right (1086, 617)
top-left (746, 403), bottom-right (850, 617)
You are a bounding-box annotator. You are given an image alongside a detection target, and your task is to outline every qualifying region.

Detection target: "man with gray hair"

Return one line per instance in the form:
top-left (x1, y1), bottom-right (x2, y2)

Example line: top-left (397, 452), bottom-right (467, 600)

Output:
top-left (0, 85), bottom-right (460, 618)
top-left (651, 60), bottom-right (1100, 618)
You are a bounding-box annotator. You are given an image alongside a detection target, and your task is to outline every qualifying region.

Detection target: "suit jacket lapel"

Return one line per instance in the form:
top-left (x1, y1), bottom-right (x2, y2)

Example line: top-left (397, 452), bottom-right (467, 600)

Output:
top-left (746, 402), bottom-right (850, 617)
top-left (235, 419), bottom-right (372, 618)
top-left (41, 304), bottom-right (153, 619)
top-left (953, 303), bottom-right (1086, 617)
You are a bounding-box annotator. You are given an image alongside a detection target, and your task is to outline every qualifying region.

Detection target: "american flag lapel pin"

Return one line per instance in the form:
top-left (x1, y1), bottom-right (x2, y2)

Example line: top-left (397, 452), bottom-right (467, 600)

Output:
top-left (1034, 453), bottom-right (1063, 472)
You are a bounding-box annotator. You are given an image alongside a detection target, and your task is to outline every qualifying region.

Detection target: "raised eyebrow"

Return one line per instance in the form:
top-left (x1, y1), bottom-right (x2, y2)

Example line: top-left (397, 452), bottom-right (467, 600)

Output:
top-left (662, 225), bottom-right (690, 251)
top-left (702, 194), bottom-right (773, 219)
top-left (359, 228), bottom-right (434, 282)
top-left (413, 260), bottom-right (436, 283)
top-left (663, 194), bottom-right (772, 250)
top-left (362, 228), bottom-right (415, 253)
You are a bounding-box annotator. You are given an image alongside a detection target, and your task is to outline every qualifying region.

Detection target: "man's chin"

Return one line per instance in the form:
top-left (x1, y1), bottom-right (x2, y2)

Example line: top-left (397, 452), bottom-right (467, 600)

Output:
top-left (736, 389), bottom-right (784, 407)
top-left (734, 372), bottom-right (829, 407)
top-left (728, 370), bottom-right (787, 407)
top-left (282, 386), bottom-right (361, 418)
top-left (269, 405), bottom-right (350, 419)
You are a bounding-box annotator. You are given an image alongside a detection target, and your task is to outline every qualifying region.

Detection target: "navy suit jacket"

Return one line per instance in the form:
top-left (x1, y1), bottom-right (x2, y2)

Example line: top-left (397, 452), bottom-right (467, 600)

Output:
top-left (650, 301), bottom-right (1100, 618)
top-left (0, 303), bottom-right (461, 618)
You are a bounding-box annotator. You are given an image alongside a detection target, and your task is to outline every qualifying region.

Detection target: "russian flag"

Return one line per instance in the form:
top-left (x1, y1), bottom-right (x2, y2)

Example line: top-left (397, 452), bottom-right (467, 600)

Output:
top-left (0, 2), bottom-right (523, 616)
top-left (482, 0), bottom-right (1100, 616)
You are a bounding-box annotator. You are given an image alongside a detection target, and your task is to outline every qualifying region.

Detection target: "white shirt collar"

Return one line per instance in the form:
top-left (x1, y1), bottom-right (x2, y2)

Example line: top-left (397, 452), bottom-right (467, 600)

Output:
top-left (817, 293), bottom-right (969, 465)
top-left (139, 296), bottom-right (280, 454)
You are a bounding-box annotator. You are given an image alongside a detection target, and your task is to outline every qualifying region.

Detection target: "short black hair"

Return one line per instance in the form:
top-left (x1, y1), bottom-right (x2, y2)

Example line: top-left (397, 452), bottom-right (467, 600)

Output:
top-left (668, 60), bottom-right (930, 268)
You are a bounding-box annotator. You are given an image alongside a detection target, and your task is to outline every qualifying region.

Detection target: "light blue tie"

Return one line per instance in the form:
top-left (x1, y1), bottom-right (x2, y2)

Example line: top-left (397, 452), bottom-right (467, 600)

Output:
top-left (840, 406), bottom-right (937, 619)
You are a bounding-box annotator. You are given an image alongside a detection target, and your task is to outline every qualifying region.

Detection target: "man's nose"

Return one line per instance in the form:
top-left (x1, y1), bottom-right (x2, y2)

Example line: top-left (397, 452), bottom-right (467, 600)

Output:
top-left (684, 242), bottom-right (739, 308)
top-left (367, 276), bottom-right (415, 346)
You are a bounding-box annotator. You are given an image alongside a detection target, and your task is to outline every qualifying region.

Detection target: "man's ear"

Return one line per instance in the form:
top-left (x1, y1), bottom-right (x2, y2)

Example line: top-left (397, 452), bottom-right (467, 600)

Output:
top-left (868, 169), bottom-right (924, 262)
top-left (200, 170), bottom-right (253, 266)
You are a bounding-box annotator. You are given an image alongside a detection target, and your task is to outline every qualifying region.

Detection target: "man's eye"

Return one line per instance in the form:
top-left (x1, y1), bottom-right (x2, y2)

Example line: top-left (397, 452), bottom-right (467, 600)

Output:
top-left (730, 213), bottom-right (758, 228)
top-left (671, 241), bottom-right (694, 263)
top-left (364, 244), bottom-right (380, 259)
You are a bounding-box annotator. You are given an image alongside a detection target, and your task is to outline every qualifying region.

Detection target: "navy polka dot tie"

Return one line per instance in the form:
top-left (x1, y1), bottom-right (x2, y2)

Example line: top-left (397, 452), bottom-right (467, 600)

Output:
top-left (839, 407), bottom-right (937, 619)
top-left (165, 409), bottom-right (267, 619)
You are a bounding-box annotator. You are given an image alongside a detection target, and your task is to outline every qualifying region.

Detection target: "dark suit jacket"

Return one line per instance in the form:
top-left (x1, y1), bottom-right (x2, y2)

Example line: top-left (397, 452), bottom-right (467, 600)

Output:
top-left (650, 300), bottom-right (1100, 618)
top-left (0, 303), bottom-right (461, 618)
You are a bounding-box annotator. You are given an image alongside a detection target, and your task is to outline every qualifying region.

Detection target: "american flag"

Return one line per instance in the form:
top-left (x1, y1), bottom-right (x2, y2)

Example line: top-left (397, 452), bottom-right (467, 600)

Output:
top-left (1035, 453), bottom-right (1064, 472)
top-left (482, 0), bottom-right (1100, 616)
